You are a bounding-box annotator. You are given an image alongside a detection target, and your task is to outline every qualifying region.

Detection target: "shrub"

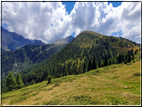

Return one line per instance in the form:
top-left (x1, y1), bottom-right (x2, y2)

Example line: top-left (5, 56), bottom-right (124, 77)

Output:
top-left (133, 72), bottom-right (141, 76)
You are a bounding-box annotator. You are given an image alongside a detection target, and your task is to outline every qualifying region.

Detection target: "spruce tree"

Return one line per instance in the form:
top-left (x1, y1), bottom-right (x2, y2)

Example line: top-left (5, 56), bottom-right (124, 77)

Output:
top-left (92, 56), bottom-right (97, 69)
top-left (104, 55), bottom-right (108, 66)
top-left (16, 73), bottom-right (24, 89)
top-left (83, 63), bottom-right (86, 73)
top-left (6, 71), bottom-right (17, 91)
top-left (88, 59), bottom-right (92, 71)
top-left (127, 51), bottom-right (131, 62)
top-left (32, 79), bottom-right (35, 84)
top-left (98, 57), bottom-right (101, 68)
top-left (109, 60), bottom-right (111, 65)
top-left (124, 53), bottom-right (128, 64)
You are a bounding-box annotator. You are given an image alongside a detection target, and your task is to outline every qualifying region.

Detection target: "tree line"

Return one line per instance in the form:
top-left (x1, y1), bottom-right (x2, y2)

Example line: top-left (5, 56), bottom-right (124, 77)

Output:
top-left (20, 48), bottom-right (137, 87)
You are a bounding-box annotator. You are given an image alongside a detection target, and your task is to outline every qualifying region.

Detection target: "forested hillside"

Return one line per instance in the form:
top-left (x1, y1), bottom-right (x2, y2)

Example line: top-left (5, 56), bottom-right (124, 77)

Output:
top-left (2, 43), bottom-right (67, 92)
top-left (19, 31), bottom-right (140, 86)
top-left (2, 43), bottom-right (67, 76)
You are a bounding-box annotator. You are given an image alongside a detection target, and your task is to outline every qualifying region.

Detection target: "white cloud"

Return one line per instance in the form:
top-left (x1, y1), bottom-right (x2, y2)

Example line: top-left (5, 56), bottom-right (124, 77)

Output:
top-left (69, 2), bottom-right (141, 43)
top-left (2, 2), bottom-right (71, 43)
top-left (2, 2), bottom-right (141, 44)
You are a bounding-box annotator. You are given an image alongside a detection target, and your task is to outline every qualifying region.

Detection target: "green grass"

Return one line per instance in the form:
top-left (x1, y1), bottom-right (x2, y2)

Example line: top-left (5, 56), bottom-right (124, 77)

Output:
top-left (2, 60), bottom-right (141, 105)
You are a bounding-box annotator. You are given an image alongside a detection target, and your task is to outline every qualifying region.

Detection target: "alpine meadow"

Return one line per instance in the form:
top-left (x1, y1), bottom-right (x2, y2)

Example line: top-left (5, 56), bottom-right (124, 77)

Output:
top-left (1, 1), bottom-right (141, 106)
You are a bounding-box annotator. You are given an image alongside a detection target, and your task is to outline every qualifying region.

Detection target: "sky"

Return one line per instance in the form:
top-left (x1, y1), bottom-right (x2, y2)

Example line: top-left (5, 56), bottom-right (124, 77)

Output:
top-left (1, 1), bottom-right (141, 44)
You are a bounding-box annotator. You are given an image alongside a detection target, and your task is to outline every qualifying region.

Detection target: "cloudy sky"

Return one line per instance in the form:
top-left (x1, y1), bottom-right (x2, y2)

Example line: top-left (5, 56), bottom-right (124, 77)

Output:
top-left (2, 1), bottom-right (141, 43)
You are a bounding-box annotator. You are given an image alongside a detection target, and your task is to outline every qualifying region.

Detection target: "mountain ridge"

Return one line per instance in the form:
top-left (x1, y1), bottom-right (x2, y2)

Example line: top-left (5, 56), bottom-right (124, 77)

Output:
top-left (2, 27), bottom-right (45, 51)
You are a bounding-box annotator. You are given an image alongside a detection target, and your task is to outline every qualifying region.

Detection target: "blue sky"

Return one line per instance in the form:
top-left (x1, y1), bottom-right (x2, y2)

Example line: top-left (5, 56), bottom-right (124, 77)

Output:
top-left (62, 2), bottom-right (122, 14)
top-left (108, 2), bottom-right (122, 7)
top-left (62, 2), bottom-right (76, 14)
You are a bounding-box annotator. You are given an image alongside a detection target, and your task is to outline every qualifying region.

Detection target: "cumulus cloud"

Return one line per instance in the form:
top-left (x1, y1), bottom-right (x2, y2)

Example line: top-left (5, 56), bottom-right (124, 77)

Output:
top-left (69, 2), bottom-right (141, 43)
top-left (2, 2), bottom-right (71, 43)
top-left (2, 2), bottom-right (141, 44)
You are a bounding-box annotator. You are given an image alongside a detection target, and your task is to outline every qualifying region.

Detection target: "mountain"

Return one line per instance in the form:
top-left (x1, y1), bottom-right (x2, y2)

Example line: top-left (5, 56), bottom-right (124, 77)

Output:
top-left (19, 31), bottom-right (140, 85)
top-left (2, 27), bottom-right (45, 51)
top-left (53, 36), bottom-right (74, 44)
top-left (2, 43), bottom-right (67, 77)
top-left (2, 30), bottom-right (140, 104)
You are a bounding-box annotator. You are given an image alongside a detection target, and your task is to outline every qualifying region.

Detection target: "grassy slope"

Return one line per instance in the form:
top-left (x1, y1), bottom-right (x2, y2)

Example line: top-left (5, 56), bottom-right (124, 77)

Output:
top-left (2, 54), bottom-right (141, 105)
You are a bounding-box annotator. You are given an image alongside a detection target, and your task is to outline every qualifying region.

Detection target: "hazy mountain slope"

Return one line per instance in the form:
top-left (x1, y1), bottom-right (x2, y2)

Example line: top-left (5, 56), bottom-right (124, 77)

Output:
top-left (53, 36), bottom-right (74, 44)
top-left (2, 43), bottom-right (67, 77)
top-left (2, 27), bottom-right (45, 51)
top-left (2, 58), bottom-right (140, 105)
top-left (20, 30), bottom-right (140, 85)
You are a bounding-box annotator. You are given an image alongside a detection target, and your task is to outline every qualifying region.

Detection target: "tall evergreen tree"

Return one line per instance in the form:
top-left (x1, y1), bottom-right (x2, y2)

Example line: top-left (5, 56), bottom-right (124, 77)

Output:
top-left (88, 59), bottom-right (92, 71)
top-left (16, 73), bottom-right (24, 89)
top-left (104, 55), bottom-right (108, 66)
top-left (31, 79), bottom-right (35, 84)
top-left (127, 51), bottom-right (131, 62)
top-left (92, 56), bottom-right (97, 69)
top-left (98, 57), bottom-right (101, 68)
top-left (83, 62), bottom-right (86, 73)
top-left (109, 60), bottom-right (111, 65)
top-left (6, 71), bottom-right (17, 91)
top-left (124, 53), bottom-right (128, 64)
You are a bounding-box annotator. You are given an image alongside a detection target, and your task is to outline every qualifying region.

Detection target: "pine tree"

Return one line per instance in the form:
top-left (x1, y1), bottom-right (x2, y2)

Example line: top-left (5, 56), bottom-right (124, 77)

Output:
top-left (131, 50), bottom-right (134, 60)
top-left (92, 56), bottom-right (97, 69)
top-left (83, 62), bottom-right (87, 73)
top-left (83, 63), bottom-right (85, 73)
top-left (104, 55), bottom-right (108, 66)
top-left (88, 59), bottom-right (92, 71)
top-left (16, 73), bottom-right (24, 89)
top-left (124, 53), bottom-right (128, 64)
top-left (31, 79), bottom-right (35, 85)
top-left (98, 57), bottom-right (101, 68)
top-left (109, 60), bottom-right (111, 65)
top-left (127, 51), bottom-right (131, 62)
top-left (118, 54), bottom-right (123, 63)
top-left (6, 71), bottom-right (17, 91)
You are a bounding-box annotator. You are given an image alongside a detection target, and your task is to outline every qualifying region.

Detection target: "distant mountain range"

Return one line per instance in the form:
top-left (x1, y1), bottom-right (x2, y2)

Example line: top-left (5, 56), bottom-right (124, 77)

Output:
top-left (2, 27), bottom-right (45, 51)
top-left (53, 36), bottom-right (74, 44)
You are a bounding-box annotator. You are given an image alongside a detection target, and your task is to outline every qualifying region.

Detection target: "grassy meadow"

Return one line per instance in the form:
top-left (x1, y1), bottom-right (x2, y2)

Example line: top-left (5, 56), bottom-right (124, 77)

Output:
top-left (2, 59), bottom-right (141, 105)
